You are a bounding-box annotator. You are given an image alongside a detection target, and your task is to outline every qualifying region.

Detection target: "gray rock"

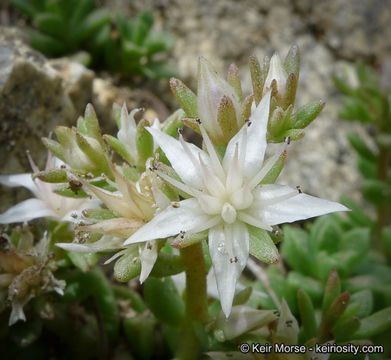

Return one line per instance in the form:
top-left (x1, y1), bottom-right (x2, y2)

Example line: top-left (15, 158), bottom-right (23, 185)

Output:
top-left (299, 0), bottom-right (391, 61)
top-left (0, 27), bottom-right (93, 212)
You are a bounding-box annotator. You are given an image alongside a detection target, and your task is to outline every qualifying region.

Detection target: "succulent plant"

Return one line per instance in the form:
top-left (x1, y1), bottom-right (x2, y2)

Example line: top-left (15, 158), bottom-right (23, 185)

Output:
top-left (89, 10), bottom-right (176, 79)
top-left (11, 0), bottom-right (110, 59)
top-left (11, 0), bottom-right (176, 78)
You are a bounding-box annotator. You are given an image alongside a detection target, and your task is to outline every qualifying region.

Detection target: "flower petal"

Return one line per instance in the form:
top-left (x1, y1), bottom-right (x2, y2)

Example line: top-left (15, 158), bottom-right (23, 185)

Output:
top-left (78, 217), bottom-right (144, 238)
top-left (255, 186), bottom-right (349, 226)
top-left (0, 173), bottom-right (37, 195)
top-left (124, 198), bottom-right (216, 245)
top-left (209, 222), bottom-right (249, 317)
top-left (56, 235), bottom-right (123, 253)
top-left (139, 241), bottom-right (158, 284)
top-left (223, 91), bottom-right (271, 179)
top-left (147, 127), bottom-right (211, 189)
top-left (9, 302), bottom-right (26, 326)
top-left (0, 198), bottom-right (55, 224)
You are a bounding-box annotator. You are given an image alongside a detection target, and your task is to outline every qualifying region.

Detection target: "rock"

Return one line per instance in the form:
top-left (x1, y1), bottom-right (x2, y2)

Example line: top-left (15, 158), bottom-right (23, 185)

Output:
top-left (0, 27), bottom-right (93, 212)
top-left (300, 0), bottom-right (391, 61)
top-left (49, 58), bottom-right (94, 116)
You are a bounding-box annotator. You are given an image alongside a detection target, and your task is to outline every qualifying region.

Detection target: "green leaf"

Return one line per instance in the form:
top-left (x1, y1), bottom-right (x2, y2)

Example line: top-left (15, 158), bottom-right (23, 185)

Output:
top-left (287, 272), bottom-right (323, 301)
top-left (318, 291), bottom-right (350, 343)
top-left (143, 277), bottom-right (185, 326)
top-left (112, 284), bottom-right (147, 313)
top-left (144, 32), bottom-right (175, 56)
top-left (348, 133), bottom-right (377, 161)
top-left (322, 269), bottom-right (341, 315)
top-left (297, 289), bottom-right (317, 341)
top-left (310, 215), bottom-right (341, 253)
top-left (293, 100), bottom-right (325, 129)
top-left (132, 10), bottom-right (154, 45)
top-left (78, 9), bottom-right (111, 43)
top-left (362, 179), bottom-right (391, 204)
top-left (353, 307), bottom-right (391, 339)
top-left (339, 98), bottom-right (372, 123)
top-left (227, 63), bottom-right (243, 101)
top-left (358, 156), bottom-right (377, 179)
top-left (333, 75), bottom-right (355, 96)
top-left (150, 253), bottom-right (186, 277)
top-left (333, 317), bottom-right (361, 342)
top-left (248, 226), bottom-right (279, 264)
top-left (350, 290), bottom-right (373, 319)
top-left (82, 208), bottom-right (116, 220)
top-left (217, 95), bottom-right (239, 140)
top-left (84, 104), bottom-right (103, 144)
top-left (103, 134), bottom-right (135, 165)
top-left (338, 228), bottom-right (370, 273)
top-left (249, 54), bottom-right (264, 105)
top-left (170, 78), bottom-right (198, 118)
top-left (136, 119), bottom-right (154, 163)
top-left (283, 45), bottom-right (300, 76)
top-left (280, 226), bottom-right (312, 275)
top-left (28, 29), bottom-right (65, 56)
top-left (232, 287), bottom-right (253, 306)
top-left (283, 73), bottom-right (298, 109)
top-left (34, 13), bottom-right (65, 39)
top-left (123, 314), bottom-right (157, 360)
top-left (113, 248), bottom-right (141, 282)
top-left (161, 109), bottom-right (185, 137)
top-left (69, 0), bottom-right (94, 26)
top-left (54, 184), bottom-right (88, 198)
top-left (67, 252), bottom-right (98, 272)
top-left (340, 196), bottom-right (374, 228)
top-left (141, 62), bottom-right (177, 79)
top-left (10, 0), bottom-right (39, 17)
top-left (382, 227), bottom-right (391, 261)
top-left (36, 168), bottom-right (68, 183)
top-left (42, 137), bottom-right (66, 162)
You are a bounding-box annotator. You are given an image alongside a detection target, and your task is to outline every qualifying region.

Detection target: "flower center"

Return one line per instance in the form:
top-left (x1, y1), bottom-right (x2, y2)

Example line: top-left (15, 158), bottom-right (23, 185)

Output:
top-left (221, 202), bottom-right (237, 224)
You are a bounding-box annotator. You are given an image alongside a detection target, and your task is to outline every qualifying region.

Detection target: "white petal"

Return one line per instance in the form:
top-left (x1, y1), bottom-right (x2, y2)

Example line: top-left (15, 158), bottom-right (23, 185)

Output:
top-left (151, 185), bottom-right (171, 211)
top-left (147, 127), bottom-right (211, 189)
top-left (252, 184), bottom-right (297, 205)
top-left (56, 236), bottom-right (123, 253)
top-left (209, 222), bottom-right (249, 317)
top-left (0, 173), bottom-right (37, 195)
top-left (258, 189), bottom-right (350, 226)
top-left (197, 57), bottom-right (240, 138)
top-left (139, 241), bottom-right (158, 283)
top-left (263, 54), bottom-right (287, 95)
top-left (9, 303), bottom-right (26, 326)
top-left (0, 198), bottom-right (56, 224)
top-left (118, 106), bottom-right (139, 162)
top-left (124, 198), bottom-right (214, 245)
top-left (223, 92), bottom-right (271, 179)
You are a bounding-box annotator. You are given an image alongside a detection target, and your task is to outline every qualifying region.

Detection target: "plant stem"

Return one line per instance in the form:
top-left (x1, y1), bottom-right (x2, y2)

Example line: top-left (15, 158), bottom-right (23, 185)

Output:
top-left (176, 242), bottom-right (209, 360)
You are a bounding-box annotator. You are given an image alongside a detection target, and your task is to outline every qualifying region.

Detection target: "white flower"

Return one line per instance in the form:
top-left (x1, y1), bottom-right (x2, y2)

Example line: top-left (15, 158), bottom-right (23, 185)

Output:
top-left (197, 57), bottom-right (241, 142)
top-left (0, 153), bottom-right (99, 224)
top-left (117, 104), bottom-right (161, 166)
top-left (56, 165), bottom-right (170, 284)
top-left (124, 92), bottom-right (349, 317)
top-left (263, 53), bottom-right (288, 96)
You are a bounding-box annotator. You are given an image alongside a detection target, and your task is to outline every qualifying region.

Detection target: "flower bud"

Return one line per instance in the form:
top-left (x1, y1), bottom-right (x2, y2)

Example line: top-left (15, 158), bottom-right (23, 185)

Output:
top-left (263, 53), bottom-right (288, 97)
top-left (197, 57), bottom-right (241, 144)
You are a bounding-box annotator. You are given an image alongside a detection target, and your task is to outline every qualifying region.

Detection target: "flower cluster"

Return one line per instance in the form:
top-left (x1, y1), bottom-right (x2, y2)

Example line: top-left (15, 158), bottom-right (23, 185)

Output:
top-left (0, 46), bottom-right (348, 325)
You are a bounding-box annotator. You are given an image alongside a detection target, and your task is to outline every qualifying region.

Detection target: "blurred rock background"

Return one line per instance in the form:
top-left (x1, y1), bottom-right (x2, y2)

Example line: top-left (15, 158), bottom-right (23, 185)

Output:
top-left (1, 0), bottom-right (390, 212)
